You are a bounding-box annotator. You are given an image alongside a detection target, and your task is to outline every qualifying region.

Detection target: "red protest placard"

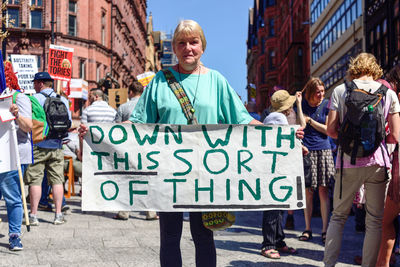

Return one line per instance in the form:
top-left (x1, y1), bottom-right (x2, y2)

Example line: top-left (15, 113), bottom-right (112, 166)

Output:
top-left (48, 44), bottom-right (74, 81)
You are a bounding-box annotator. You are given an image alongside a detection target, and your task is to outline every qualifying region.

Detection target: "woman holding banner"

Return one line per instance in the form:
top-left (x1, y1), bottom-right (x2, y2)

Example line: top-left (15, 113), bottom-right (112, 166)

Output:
top-left (128, 20), bottom-right (261, 267)
top-left (79, 19), bottom-right (304, 266)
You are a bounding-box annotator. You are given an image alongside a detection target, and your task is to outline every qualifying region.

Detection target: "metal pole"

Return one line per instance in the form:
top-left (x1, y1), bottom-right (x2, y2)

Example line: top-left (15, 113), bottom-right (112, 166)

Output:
top-left (51, 0), bottom-right (55, 44)
top-left (2, 0), bottom-right (7, 60)
top-left (110, 0), bottom-right (113, 77)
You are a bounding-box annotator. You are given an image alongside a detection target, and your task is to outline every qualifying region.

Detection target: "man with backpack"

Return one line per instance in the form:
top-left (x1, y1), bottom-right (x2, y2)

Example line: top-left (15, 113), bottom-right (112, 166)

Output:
top-left (324, 53), bottom-right (400, 266)
top-left (24, 72), bottom-right (71, 226)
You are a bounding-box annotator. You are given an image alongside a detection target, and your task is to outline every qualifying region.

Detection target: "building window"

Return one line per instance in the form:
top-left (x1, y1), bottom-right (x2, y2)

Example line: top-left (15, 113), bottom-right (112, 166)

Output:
top-left (311, 0), bottom-right (362, 65)
top-left (260, 65), bottom-right (265, 84)
top-left (261, 38), bottom-right (265, 54)
top-left (269, 19), bottom-right (275, 37)
top-left (30, 10), bottom-right (42, 29)
top-left (96, 63), bottom-right (101, 82)
top-left (269, 50), bottom-right (276, 70)
top-left (68, 1), bottom-right (77, 36)
top-left (266, 0), bottom-right (275, 7)
top-left (31, 0), bottom-right (42, 6)
top-left (101, 12), bottom-right (106, 45)
top-left (7, 8), bottom-right (19, 27)
top-left (311, 0), bottom-right (331, 24)
top-left (80, 60), bottom-right (86, 80)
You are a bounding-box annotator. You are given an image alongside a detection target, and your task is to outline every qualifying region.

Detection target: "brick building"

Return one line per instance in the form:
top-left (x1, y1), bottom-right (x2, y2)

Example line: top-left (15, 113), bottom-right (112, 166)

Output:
top-left (4, 0), bottom-right (147, 117)
top-left (247, 0), bottom-right (310, 113)
top-left (365, 0), bottom-right (400, 74)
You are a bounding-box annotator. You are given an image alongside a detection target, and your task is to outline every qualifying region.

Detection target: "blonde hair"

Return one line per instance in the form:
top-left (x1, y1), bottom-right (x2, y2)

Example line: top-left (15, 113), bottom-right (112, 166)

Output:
top-left (347, 52), bottom-right (383, 80)
top-left (173, 20), bottom-right (207, 52)
top-left (43, 80), bottom-right (53, 88)
top-left (302, 77), bottom-right (325, 102)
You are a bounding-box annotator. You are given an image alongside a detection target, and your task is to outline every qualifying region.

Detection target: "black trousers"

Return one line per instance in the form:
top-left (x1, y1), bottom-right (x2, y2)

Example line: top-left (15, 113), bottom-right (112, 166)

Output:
top-left (159, 212), bottom-right (216, 267)
top-left (261, 210), bottom-right (286, 250)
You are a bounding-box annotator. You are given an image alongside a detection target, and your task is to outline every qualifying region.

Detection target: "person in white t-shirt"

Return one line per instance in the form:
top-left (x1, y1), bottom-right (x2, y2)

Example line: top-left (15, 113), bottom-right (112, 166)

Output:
top-left (324, 53), bottom-right (400, 267)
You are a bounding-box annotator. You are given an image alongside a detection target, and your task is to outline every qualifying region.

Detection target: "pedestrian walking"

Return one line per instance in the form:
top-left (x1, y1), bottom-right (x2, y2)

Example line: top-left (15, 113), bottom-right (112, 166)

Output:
top-left (324, 53), bottom-right (400, 267)
top-left (24, 72), bottom-right (71, 226)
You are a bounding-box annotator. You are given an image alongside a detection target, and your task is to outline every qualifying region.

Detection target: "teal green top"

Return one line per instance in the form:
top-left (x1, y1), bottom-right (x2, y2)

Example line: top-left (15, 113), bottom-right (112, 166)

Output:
top-left (130, 67), bottom-right (253, 125)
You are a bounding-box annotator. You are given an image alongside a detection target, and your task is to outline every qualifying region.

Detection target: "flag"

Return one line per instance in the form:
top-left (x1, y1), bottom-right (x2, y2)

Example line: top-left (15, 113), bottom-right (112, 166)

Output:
top-left (0, 50), bottom-right (6, 94)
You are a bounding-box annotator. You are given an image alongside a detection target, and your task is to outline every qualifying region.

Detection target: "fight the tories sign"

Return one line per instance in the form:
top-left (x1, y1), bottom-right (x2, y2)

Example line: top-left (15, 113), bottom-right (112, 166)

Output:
top-left (48, 44), bottom-right (74, 81)
top-left (82, 123), bottom-right (305, 212)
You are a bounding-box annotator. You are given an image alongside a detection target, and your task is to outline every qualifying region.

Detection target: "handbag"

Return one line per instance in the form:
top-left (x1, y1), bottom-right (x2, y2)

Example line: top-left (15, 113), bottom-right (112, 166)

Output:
top-left (162, 68), bottom-right (236, 231)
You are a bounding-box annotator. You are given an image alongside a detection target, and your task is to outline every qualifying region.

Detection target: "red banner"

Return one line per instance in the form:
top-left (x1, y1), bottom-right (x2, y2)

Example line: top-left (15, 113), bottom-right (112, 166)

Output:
top-left (48, 44), bottom-right (74, 82)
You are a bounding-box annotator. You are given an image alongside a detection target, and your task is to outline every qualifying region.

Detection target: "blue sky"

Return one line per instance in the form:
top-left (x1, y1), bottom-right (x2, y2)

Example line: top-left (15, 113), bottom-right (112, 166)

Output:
top-left (147, 0), bottom-right (253, 103)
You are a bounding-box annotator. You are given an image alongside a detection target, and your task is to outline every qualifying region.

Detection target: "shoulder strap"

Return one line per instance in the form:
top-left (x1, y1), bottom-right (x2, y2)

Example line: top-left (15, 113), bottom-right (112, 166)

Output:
top-left (376, 84), bottom-right (388, 95)
top-left (345, 80), bottom-right (357, 92)
top-left (39, 92), bottom-right (50, 98)
top-left (12, 91), bottom-right (21, 104)
top-left (161, 68), bottom-right (198, 125)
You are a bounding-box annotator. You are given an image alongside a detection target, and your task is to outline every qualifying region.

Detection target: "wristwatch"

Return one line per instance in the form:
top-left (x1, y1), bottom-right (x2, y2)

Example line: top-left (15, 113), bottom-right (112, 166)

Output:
top-left (307, 118), bottom-right (312, 125)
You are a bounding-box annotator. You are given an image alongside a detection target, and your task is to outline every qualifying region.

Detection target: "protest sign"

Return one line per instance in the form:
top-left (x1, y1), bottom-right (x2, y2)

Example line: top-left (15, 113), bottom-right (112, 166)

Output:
top-left (137, 72), bottom-right (155, 87)
top-left (62, 79), bottom-right (88, 100)
top-left (108, 88), bottom-right (128, 109)
top-left (82, 123), bottom-right (305, 212)
top-left (10, 55), bottom-right (38, 94)
top-left (48, 44), bottom-right (74, 81)
top-left (0, 95), bottom-right (17, 173)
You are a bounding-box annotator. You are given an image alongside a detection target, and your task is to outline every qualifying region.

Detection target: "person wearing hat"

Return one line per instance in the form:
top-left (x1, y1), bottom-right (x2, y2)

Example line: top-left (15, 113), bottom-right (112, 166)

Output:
top-left (260, 89), bottom-right (305, 259)
top-left (24, 71), bottom-right (71, 225)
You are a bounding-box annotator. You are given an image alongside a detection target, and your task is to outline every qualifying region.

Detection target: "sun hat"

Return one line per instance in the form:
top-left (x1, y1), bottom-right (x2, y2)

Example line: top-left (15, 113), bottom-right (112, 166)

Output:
top-left (270, 90), bottom-right (296, 113)
top-left (32, 72), bottom-right (54, 82)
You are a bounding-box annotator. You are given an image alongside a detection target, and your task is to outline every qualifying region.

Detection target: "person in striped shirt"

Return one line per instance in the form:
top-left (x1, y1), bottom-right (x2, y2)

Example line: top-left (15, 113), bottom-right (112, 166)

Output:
top-left (81, 88), bottom-right (116, 123)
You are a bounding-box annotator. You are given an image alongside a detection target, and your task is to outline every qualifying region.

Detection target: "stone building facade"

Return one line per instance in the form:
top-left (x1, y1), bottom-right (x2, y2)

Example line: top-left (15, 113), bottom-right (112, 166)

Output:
top-left (5, 0), bottom-right (147, 90)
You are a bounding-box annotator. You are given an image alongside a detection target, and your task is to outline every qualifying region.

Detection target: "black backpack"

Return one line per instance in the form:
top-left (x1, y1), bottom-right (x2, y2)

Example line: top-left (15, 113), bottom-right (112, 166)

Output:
top-left (338, 80), bottom-right (388, 165)
top-left (40, 92), bottom-right (71, 140)
top-left (336, 80), bottom-right (389, 199)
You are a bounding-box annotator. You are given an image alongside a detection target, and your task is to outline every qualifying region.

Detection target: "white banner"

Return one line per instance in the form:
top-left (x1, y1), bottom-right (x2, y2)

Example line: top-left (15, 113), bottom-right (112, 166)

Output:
top-left (10, 54), bottom-right (38, 94)
top-left (82, 123), bottom-right (305, 212)
top-left (0, 95), bottom-right (17, 173)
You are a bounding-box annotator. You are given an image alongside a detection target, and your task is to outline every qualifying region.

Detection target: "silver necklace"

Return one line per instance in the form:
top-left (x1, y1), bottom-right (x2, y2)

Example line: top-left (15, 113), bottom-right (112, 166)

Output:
top-left (178, 64), bottom-right (201, 114)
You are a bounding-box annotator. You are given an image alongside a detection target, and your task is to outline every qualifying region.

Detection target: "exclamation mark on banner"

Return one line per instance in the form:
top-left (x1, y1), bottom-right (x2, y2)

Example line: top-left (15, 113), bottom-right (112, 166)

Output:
top-left (297, 176), bottom-right (304, 208)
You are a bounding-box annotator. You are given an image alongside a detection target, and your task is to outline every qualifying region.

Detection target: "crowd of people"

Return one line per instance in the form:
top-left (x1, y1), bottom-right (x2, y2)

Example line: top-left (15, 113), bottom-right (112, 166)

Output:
top-left (1, 19), bottom-right (400, 267)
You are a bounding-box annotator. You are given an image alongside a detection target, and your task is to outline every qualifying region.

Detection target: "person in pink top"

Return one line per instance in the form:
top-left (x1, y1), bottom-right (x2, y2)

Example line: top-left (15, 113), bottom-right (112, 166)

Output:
top-left (324, 53), bottom-right (400, 267)
top-left (376, 64), bottom-right (400, 267)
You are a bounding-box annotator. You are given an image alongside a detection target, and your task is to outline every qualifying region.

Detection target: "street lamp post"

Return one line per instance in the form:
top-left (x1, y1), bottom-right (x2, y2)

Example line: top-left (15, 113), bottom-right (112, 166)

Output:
top-left (2, 0), bottom-right (7, 60)
top-left (51, 0), bottom-right (55, 44)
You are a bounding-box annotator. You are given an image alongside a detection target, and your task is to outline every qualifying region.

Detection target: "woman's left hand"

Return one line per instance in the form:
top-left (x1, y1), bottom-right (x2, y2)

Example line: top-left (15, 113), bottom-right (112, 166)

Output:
top-left (296, 127), bottom-right (304, 139)
top-left (295, 91), bottom-right (302, 104)
top-left (78, 123), bottom-right (88, 139)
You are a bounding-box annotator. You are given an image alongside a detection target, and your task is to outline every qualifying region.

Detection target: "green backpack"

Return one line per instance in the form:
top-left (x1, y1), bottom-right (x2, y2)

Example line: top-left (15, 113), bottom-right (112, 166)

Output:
top-left (13, 91), bottom-right (49, 144)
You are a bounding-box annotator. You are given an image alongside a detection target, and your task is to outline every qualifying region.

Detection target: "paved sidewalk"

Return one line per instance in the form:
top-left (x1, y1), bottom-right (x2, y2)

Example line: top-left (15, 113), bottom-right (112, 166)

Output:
top-left (0, 187), bottom-right (392, 267)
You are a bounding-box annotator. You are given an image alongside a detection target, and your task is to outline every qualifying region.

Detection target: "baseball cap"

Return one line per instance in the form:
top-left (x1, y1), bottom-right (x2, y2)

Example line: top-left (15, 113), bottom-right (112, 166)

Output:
top-left (32, 72), bottom-right (54, 82)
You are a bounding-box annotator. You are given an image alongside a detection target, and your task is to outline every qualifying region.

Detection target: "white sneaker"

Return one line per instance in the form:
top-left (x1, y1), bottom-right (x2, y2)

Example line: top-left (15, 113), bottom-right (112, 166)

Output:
top-left (53, 214), bottom-right (66, 225)
top-left (29, 215), bottom-right (39, 226)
